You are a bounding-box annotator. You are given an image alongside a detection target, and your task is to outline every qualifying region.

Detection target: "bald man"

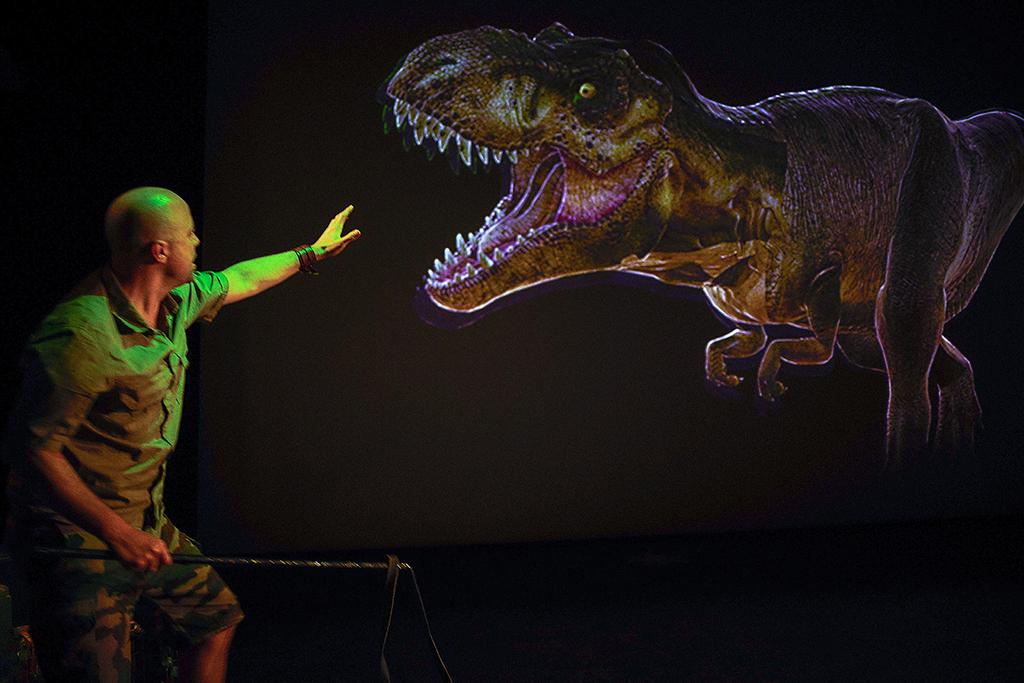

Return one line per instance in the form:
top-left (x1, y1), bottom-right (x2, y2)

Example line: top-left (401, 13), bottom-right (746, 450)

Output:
top-left (2, 187), bottom-right (360, 682)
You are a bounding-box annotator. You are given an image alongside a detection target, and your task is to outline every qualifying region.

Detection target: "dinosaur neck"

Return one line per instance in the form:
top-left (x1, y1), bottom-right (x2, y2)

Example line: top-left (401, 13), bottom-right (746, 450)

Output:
top-left (636, 95), bottom-right (785, 285)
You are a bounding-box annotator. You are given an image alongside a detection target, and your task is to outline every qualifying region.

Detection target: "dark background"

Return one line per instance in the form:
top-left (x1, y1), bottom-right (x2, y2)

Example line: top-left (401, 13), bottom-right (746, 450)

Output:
top-left (3, 1), bottom-right (1023, 550)
top-left (3, 3), bottom-right (1023, 680)
top-left (200, 0), bottom-right (1024, 552)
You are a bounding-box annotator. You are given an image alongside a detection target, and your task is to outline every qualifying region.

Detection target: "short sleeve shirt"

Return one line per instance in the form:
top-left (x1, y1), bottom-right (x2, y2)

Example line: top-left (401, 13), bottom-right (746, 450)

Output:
top-left (4, 266), bottom-right (229, 535)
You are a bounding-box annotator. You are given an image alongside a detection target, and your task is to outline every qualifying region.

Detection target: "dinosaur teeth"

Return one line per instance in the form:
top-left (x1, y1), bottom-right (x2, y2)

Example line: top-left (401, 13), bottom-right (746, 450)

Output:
top-left (508, 150), bottom-right (518, 164)
top-left (427, 117), bottom-right (442, 138)
top-left (437, 125), bottom-right (454, 152)
top-left (457, 134), bottom-right (473, 166)
top-left (477, 145), bottom-right (489, 165)
top-left (444, 247), bottom-right (454, 263)
top-left (414, 116), bottom-right (427, 145)
top-left (409, 110), bottom-right (421, 128)
top-left (480, 251), bottom-right (494, 268)
top-left (393, 100), bottom-right (408, 128)
top-left (493, 149), bottom-right (503, 163)
top-left (456, 232), bottom-right (467, 254)
top-left (433, 258), bottom-right (443, 272)
top-left (466, 263), bottom-right (476, 277)
top-left (516, 234), bottom-right (525, 246)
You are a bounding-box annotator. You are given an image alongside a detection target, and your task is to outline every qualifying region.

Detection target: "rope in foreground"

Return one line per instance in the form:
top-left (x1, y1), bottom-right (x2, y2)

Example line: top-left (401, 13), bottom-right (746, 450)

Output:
top-left (25, 547), bottom-right (453, 682)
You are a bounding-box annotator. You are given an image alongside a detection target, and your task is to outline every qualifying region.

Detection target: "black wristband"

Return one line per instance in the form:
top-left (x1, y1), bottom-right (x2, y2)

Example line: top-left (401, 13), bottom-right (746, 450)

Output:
top-left (293, 244), bottom-right (319, 275)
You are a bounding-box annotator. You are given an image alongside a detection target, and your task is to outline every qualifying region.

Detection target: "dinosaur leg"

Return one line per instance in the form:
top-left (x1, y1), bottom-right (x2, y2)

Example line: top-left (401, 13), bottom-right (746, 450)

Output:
top-left (876, 101), bottom-right (965, 467)
top-left (757, 262), bottom-right (841, 401)
top-left (931, 336), bottom-right (982, 458)
top-left (704, 326), bottom-right (767, 387)
top-left (836, 328), bottom-right (885, 372)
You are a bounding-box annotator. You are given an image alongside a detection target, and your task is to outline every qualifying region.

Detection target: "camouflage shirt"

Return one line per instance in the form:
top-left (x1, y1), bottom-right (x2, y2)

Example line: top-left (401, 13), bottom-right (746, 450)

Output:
top-left (4, 266), bottom-right (229, 537)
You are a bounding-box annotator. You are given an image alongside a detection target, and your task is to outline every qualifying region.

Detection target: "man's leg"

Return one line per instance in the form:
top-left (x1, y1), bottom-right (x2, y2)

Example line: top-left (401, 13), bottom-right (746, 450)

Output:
top-left (178, 624), bottom-right (237, 683)
top-left (143, 528), bottom-right (244, 683)
top-left (25, 528), bottom-right (139, 683)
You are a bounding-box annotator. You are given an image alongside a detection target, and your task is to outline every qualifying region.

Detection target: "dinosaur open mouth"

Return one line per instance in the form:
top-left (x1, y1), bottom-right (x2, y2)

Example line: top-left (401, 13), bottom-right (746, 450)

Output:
top-left (391, 97), bottom-right (656, 307)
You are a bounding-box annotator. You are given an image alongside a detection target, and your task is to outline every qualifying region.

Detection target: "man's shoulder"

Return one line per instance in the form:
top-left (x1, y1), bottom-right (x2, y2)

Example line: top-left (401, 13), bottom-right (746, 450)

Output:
top-left (169, 270), bottom-right (229, 325)
top-left (31, 270), bottom-right (115, 351)
top-left (170, 270), bottom-right (223, 299)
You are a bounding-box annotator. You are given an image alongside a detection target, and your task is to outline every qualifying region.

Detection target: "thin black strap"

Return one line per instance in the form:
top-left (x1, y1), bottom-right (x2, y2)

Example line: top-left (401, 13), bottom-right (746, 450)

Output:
top-left (379, 554), bottom-right (401, 682)
top-left (408, 566), bottom-right (454, 682)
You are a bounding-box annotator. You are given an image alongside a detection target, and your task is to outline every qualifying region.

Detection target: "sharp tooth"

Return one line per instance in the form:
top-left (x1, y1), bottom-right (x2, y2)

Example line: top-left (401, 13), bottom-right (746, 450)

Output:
top-left (394, 108), bottom-right (405, 129)
top-left (437, 126), bottom-right (454, 152)
top-left (444, 247), bottom-right (454, 263)
top-left (466, 263), bottom-right (476, 277)
top-left (456, 233), bottom-right (467, 254)
top-left (395, 100), bottom-right (408, 117)
top-left (516, 234), bottom-right (525, 246)
top-left (414, 116), bottom-right (428, 145)
top-left (508, 150), bottom-right (518, 164)
top-left (410, 110), bottom-right (421, 128)
top-left (434, 258), bottom-right (443, 272)
top-left (427, 117), bottom-right (441, 138)
top-left (477, 145), bottom-right (489, 165)
top-left (481, 251), bottom-right (494, 268)
top-left (458, 134), bottom-right (473, 166)
top-left (493, 248), bottom-right (502, 262)
top-left (527, 228), bottom-right (536, 237)
top-left (493, 149), bottom-right (503, 163)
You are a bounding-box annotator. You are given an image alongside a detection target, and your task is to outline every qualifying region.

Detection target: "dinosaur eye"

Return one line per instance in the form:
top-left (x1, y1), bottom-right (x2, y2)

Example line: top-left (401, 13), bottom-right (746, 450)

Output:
top-left (577, 82), bottom-right (597, 99)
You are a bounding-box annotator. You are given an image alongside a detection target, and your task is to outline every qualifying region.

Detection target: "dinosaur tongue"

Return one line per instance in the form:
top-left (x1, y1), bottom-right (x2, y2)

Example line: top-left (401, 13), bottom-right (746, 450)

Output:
top-left (478, 153), bottom-right (563, 254)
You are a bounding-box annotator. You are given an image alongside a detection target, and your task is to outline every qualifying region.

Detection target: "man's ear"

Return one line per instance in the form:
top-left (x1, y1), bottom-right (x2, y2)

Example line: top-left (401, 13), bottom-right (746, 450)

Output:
top-left (150, 240), bottom-right (169, 263)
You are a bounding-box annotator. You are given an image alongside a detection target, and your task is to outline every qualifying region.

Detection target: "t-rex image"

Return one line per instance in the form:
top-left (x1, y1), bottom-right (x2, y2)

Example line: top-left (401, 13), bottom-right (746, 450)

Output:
top-left (384, 23), bottom-right (1024, 466)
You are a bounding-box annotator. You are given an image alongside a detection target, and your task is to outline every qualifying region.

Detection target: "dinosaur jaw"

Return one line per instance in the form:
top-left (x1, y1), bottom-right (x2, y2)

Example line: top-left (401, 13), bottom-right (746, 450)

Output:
top-left (390, 97), bottom-right (665, 313)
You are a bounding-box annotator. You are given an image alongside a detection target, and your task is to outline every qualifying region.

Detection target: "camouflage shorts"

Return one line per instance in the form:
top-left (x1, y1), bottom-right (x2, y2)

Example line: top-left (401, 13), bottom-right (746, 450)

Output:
top-left (21, 522), bottom-right (244, 683)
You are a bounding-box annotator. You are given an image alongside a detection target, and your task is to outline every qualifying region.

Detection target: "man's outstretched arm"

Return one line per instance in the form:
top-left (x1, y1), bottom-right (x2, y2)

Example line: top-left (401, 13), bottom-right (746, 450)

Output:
top-left (222, 205), bottom-right (361, 305)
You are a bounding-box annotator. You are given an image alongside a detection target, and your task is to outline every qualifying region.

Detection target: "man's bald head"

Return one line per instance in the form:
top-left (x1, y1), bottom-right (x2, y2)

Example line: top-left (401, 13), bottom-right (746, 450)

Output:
top-left (104, 187), bottom-right (194, 265)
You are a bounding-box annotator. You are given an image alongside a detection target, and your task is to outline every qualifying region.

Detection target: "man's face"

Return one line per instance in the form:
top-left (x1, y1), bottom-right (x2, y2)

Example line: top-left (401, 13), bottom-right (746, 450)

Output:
top-left (163, 208), bottom-right (200, 285)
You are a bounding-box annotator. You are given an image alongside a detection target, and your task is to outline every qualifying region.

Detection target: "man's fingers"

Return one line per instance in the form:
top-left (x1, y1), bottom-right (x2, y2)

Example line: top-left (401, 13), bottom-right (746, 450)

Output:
top-left (340, 228), bottom-right (361, 244)
top-left (333, 205), bottom-right (355, 227)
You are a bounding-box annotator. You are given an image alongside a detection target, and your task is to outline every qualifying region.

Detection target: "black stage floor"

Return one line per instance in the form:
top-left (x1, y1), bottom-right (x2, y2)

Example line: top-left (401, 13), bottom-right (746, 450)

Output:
top-left (219, 516), bottom-right (1023, 681)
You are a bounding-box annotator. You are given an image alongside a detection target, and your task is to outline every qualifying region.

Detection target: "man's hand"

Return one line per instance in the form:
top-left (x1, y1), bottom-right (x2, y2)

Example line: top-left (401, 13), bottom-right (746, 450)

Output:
top-left (105, 523), bottom-right (173, 572)
top-left (222, 204), bottom-right (363, 304)
top-left (312, 205), bottom-right (362, 261)
top-left (31, 447), bottom-right (172, 572)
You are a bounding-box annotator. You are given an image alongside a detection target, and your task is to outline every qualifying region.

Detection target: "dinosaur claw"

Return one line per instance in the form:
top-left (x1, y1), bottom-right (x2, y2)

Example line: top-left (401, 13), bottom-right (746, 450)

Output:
top-left (708, 373), bottom-right (742, 388)
top-left (757, 379), bottom-right (786, 402)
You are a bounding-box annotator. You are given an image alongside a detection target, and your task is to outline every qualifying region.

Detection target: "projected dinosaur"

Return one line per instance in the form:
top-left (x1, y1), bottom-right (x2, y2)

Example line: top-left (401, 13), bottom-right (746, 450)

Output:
top-left (384, 24), bottom-right (1024, 465)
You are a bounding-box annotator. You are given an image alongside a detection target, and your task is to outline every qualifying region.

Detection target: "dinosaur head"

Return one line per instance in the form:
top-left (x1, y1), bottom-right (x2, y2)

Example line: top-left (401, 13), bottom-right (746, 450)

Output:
top-left (386, 24), bottom-right (678, 312)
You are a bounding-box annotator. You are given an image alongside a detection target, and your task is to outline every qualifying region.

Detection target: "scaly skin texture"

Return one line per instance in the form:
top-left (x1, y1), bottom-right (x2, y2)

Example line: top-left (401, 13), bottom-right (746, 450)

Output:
top-left (386, 23), bottom-right (1024, 466)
